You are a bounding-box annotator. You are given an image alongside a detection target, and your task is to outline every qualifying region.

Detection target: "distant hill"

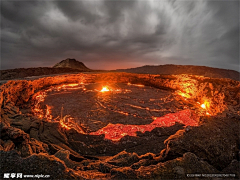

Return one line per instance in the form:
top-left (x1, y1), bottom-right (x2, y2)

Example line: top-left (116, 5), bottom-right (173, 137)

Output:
top-left (0, 59), bottom-right (92, 80)
top-left (53, 58), bottom-right (90, 71)
top-left (115, 64), bottom-right (240, 81)
top-left (0, 67), bottom-right (86, 80)
top-left (1, 60), bottom-right (239, 81)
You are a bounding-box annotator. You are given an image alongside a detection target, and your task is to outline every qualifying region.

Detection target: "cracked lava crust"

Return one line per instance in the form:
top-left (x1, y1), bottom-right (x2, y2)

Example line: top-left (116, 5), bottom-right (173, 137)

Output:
top-left (0, 73), bottom-right (239, 179)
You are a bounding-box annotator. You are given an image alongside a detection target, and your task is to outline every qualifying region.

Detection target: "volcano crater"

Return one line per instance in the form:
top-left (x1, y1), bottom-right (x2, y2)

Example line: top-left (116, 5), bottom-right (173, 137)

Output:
top-left (1, 72), bottom-right (239, 179)
top-left (40, 83), bottom-right (180, 131)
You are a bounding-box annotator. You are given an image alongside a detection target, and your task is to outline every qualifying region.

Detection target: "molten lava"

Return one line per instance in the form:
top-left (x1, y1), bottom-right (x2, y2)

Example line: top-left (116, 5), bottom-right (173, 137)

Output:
top-left (32, 81), bottom-right (216, 135)
top-left (176, 90), bottom-right (191, 99)
top-left (201, 104), bottom-right (206, 109)
top-left (32, 83), bottom-right (85, 132)
top-left (90, 109), bottom-right (199, 141)
top-left (176, 86), bottom-right (212, 116)
top-left (127, 82), bottom-right (144, 87)
top-left (200, 100), bottom-right (211, 115)
top-left (45, 105), bottom-right (52, 120)
top-left (100, 86), bottom-right (110, 92)
top-left (60, 117), bottom-right (71, 130)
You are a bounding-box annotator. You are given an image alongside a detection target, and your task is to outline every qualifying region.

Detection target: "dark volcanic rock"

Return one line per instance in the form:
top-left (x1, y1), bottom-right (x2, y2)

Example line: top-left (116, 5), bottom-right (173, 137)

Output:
top-left (0, 120), bottom-right (48, 157)
top-left (0, 151), bottom-right (83, 179)
top-left (54, 149), bottom-right (82, 169)
top-left (0, 67), bottom-right (89, 80)
top-left (53, 58), bottom-right (90, 71)
top-left (3, 140), bottom-right (15, 151)
top-left (111, 166), bottom-right (137, 179)
top-left (136, 152), bottom-right (219, 179)
top-left (116, 64), bottom-right (240, 81)
top-left (106, 151), bottom-right (139, 167)
top-left (0, 72), bottom-right (239, 179)
top-left (161, 114), bottom-right (240, 170)
top-left (222, 159), bottom-right (240, 179)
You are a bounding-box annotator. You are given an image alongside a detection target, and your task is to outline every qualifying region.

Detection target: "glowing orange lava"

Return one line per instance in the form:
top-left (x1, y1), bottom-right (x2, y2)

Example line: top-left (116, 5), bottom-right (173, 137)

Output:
top-left (60, 120), bottom-right (71, 130)
top-left (199, 100), bottom-right (211, 115)
top-left (100, 86), bottom-right (110, 92)
top-left (90, 109), bottom-right (199, 141)
top-left (32, 81), bottom-right (215, 136)
top-left (45, 105), bottom-right (52, 120)
top-left (127, 83), bottom-right (144, 87)
top-left (176, 91), bottom-right (191, 99)
top-left (201, 104), bottom-right (206, 109)
top-left (32, 83), bottom-right (85, 132)
top-left (176, 87), bottom-right (212, 116)
top-left (66, 83), bottom-right (79, 87)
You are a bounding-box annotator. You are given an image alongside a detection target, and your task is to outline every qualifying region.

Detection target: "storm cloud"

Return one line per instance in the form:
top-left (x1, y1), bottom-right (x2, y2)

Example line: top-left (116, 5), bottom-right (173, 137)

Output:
top-left (1, 0), bottom-right (239, 71)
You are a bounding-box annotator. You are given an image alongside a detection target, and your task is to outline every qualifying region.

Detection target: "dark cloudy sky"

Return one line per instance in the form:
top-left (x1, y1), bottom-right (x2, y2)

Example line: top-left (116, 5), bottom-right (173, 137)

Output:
top-left (1, 0), bottom-right (239, 71)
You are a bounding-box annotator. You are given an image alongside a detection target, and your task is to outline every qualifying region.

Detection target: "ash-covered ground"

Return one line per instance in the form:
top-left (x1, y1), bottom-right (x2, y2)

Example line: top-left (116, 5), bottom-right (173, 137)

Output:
top-left (0, 72), bottom-right (239, 179)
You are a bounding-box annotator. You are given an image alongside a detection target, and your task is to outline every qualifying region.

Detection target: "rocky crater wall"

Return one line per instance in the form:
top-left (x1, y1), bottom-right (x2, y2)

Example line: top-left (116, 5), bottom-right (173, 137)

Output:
top-left (1, 73), bottom-right (239, 116)
top-left (0, 72), bottom-right (239, 179)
